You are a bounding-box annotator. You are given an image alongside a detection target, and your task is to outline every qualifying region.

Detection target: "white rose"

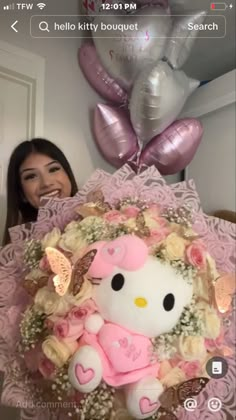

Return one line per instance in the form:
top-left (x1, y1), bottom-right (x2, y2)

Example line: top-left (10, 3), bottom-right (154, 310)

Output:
top-left (197, 302), bottom-right (221, 339)
top-left (41, 227), bottom-right (61, 250)
top-left (160, 367), bottom-right (186, 388)
top-left (42, 336), bottom-right (78, 368)
top-left (178, 336), bottom-right (207, 361)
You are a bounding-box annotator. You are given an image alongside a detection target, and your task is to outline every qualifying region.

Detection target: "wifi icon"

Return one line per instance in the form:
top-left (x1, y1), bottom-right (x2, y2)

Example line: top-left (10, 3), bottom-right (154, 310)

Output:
top-left (37, 2), bottom-right (46, 10)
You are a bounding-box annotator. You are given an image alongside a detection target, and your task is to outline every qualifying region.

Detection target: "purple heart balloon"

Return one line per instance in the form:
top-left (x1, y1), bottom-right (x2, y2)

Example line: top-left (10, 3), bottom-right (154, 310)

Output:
top-left (140, 118), bottom-right (203, 175)
top-left (94, 104), bottom-right (139, 168)
top-left (78, 41), bottom-right (128, 104)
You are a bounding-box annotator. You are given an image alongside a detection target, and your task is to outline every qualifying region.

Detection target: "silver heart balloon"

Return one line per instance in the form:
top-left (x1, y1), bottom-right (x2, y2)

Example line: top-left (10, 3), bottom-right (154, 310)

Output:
top-left (92, 6), bottom-right (172, 90)
top-left (129, 61), bottom-right (199, 145)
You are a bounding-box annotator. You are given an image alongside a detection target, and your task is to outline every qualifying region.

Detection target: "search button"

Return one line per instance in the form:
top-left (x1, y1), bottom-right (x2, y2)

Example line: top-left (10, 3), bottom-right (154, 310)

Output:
top-left (39, 21), bottom-right (50, 32)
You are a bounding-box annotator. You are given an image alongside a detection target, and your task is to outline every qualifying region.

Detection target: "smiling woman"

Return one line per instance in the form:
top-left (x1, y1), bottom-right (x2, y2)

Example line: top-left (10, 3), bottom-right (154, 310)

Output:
top-left (2, 138), bottom-right (78, 246)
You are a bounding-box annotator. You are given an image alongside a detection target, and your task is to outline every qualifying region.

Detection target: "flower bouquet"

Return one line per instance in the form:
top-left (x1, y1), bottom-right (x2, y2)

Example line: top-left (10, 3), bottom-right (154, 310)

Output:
top-left (0, 165), bottom-right (235, 420)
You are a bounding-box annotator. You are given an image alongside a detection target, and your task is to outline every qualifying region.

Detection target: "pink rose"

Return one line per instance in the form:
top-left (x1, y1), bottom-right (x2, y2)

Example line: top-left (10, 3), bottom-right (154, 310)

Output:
top-left (38, 356), bottom-right (56, 379)
top-left (178, 360), bottom-right (201, 378)
top-left (67, 299), bottom-right (97, 321)
top-left (53, 319), bottom-right (69, 339)
top-left (39, 255), bottom-right (51, 272)
top-left (154, 217), bottom-right (168, 227)
top-left (145, 227), bottom-right (170, 246)
top-left (122, 206), bottom-right (140, 218)
top-left (147, 204), bottom-right (161, 215)
top-left (104, 210), bottom-right (127, 224)
top-left (53, 300), bottom-right (97, 342)
top-left (186, 242), bottom-right (206, 269)
top-left (53, 319), bottom-right (83, 342)
top-left (205, 328), bottom-right (224, 351)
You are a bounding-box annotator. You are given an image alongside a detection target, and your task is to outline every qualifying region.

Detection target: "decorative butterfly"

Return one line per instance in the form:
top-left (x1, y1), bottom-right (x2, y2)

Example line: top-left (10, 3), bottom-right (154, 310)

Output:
top-left (76, 189), bottom-right (111, 218)
top-left (135, 212), bottom-right (150, 238)
top-left (45, 247), bottom-right (97, 296)
top-left (212, 273), bottom-right (235, 313)
top-left (158, 377), bottom-right (209, 415)
top-left (22, 276), bottom-right (49, 297)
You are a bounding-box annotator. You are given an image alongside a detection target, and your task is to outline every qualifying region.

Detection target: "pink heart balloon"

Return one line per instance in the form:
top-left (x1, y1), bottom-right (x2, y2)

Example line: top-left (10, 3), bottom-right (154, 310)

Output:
top-left (140, 118), bottom-right (203, 175)
top-left (78, 41), bottom-right (128, 104)
top-left (93, 104), bottom-right (139, 168)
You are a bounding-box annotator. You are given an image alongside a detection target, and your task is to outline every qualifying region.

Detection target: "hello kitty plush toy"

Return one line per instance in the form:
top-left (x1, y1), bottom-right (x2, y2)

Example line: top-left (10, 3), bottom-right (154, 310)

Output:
top-left (68, 235), bottom-right (193, 419)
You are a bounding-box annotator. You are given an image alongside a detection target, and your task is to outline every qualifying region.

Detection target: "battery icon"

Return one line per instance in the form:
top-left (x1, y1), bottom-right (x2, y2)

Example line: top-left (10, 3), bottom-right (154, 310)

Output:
top-left (211, 2), bottom-right (227, 10)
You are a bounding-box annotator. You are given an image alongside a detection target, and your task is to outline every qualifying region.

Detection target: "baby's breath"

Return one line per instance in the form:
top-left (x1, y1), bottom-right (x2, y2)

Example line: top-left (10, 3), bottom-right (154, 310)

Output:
top-left (152, 296), bottom-right (203, 360)
top-left (108, 223), bottom-right (130, 239)
top-left (116, 197), bottom-right (149, 211)
top-left (153, 251), bottom-right (197, 286)
top-left (169, 259), bottom-right (197, 285)
top-left (162, 205), bottom-right (193, 227)
top-left (19, 306), bottom-right (47, 352)
top-left (78, 382), bottom-right (115, 420)
top-left (78, 217), bottom-right (110, 243)
top-left (50, 364), bottom-right (73, 400)
top-left (23, 239), bottom-right (44, 270)
top-left (172, 296), bottom-right (203, 337)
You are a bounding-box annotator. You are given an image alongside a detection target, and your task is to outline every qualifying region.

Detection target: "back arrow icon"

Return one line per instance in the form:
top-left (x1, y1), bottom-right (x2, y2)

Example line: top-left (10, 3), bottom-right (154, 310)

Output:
top-left (11, 20), bottom-right (18, 32)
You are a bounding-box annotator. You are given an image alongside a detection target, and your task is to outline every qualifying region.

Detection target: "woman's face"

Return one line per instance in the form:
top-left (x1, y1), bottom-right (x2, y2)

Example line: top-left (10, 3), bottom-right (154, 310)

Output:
top-left (20, 153), bottom-right (72, 208)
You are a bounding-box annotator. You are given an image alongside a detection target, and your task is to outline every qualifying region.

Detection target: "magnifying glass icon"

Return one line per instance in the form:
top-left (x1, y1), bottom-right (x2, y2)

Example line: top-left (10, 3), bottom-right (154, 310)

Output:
top-left (39, 21), bottom-right (50, 32)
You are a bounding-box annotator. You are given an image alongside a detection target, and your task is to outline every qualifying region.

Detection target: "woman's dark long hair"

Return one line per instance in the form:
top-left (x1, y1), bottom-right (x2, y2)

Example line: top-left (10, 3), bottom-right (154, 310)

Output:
top-left (2, 138), bottom-right (78, 246)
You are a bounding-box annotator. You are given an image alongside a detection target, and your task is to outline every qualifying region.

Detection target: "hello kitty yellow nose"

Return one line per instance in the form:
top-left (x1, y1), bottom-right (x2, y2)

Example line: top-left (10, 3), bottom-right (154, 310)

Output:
top-left (134, 297), bottom-right (148, 308)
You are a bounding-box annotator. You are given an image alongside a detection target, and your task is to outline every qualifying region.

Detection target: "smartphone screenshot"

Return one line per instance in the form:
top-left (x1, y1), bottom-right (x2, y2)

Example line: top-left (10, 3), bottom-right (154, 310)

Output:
top-left (0, 1), bottom-right (235, 419)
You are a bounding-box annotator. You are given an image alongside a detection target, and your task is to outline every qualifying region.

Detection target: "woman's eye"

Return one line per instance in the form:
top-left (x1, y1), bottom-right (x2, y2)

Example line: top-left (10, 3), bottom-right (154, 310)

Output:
top-left (49, 166), bottom-right (61, 173)
top-left (23, 173), bottom-right (37, 181)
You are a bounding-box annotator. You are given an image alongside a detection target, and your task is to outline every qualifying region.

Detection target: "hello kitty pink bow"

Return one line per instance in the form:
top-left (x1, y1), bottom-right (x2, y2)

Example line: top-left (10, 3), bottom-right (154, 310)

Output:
top-left (87, 235), bottom-right (148, 278)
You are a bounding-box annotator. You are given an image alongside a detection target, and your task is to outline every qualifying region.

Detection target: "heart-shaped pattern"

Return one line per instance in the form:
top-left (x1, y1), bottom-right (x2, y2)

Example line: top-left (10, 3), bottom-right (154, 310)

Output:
top-left (130, 61), bottom-right (200, 144)
top-left (92, 6), bottom-right (171, 89)
top-left (88, 0), bottom-right (95, 12)
top-left (98, 324), bottom-right (151, 373)
top-left (94, 104), bottom-right (138, 168)
top-left (78, 41), bottom-right (128, 105)
top-left (140, 118), bottom-right (203, 175)
top-left (75, 363), bottom-right (95, 385)
top-left (139, 396), bottom-right (159, 414)
top-left (105, 246), bottom-right (121, 256)
top-left (101, 241), bottom-right (126, 264)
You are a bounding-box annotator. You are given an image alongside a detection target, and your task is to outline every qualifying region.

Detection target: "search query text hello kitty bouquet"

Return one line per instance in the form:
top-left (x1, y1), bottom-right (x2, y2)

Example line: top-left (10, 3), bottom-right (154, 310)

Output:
top-left (0, 165), bottom-right (235, 420)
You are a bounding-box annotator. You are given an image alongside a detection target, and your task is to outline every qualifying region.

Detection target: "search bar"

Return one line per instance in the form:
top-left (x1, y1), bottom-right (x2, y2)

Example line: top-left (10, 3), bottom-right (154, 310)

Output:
top-left (30, 15), bottom-right (226, 38)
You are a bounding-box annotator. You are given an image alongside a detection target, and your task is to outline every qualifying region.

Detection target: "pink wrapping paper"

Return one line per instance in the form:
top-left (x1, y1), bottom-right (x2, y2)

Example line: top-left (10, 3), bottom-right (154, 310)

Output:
top-left (0, 165), bottom-right (235, 420)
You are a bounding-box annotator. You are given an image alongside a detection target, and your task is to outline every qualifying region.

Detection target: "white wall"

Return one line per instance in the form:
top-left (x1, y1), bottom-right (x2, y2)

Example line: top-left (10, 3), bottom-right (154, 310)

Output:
top-left (182, 69), bottom-right (236, 214)
top-left (186, 102), bottom-right (235, 213)
top-left (0, 0), bottom-right (114, 188)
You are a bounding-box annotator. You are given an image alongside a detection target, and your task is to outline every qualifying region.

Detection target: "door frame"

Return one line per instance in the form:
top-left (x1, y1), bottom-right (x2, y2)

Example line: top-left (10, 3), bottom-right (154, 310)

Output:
top-left (0, 40), bottom-right (45, 136)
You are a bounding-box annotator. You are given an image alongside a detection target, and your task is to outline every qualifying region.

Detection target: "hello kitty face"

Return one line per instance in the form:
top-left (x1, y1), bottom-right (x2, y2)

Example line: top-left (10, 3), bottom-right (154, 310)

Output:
top-left (92, 255), bottom-right (193, 338)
